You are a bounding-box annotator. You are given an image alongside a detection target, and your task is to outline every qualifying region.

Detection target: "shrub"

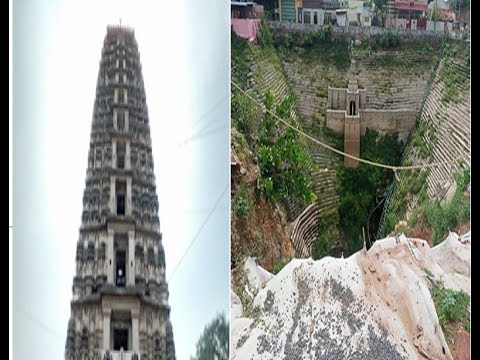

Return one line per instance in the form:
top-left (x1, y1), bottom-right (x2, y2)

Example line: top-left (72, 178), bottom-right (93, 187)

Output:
top-left (235, 181), bottom-right (252, 219)
top-left (272, 257), bottom-right (291, 275)
top-left (231, 89), bottom-right (257, 135)
top-left (257, 91), bottom-right (316, 205)
top-left (431, 284), bottom-right (470, 331)
top-left (231, 31), bottom-right (250, 87)
top-left (417, 169), bottom-right (470, 244)
top-left (258, 22), bottom-right (273, 48)
top-left (338, 129), bottom-right (402, 249)
top-left (312, 209), bottom-right (337, 260)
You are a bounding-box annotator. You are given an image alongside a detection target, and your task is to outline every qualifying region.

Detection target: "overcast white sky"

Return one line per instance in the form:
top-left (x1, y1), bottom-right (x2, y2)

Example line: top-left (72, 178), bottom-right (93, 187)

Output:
top-left (12, 0), bottom-right (229, 359)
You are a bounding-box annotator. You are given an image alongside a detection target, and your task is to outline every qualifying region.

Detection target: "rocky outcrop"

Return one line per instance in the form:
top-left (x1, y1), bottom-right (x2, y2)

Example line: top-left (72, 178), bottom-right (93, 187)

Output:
top-left (232, 231), bottom-right (470, 359)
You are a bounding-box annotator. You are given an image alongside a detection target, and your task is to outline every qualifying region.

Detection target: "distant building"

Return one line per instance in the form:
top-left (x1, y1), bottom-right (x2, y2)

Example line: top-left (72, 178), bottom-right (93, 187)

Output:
top-left (426, 0), bottom-right (456, 32)
top-left (231, 1), bottom-right (264, 41)
top-left (293, 0), bottom-right (341, 24)
top-left (386, 0), bottom-right (428, 30)
top-left (280, 0), bottom-right (297, 22)
top-left (336, 9), bottom-right (348, 26)
top-left (231, 1), bottom-right (264, 19)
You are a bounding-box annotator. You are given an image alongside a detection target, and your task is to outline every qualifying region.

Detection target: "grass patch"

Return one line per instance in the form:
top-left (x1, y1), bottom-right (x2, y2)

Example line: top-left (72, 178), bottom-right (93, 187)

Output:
top-left (272, 257), bottom-right (291, 275)
top-left (234, 181), bottom-right (252, 219)
top-left (416, 169), bottom-right (470, 244)
top-left (231, 31), bottom-right (251, 88)
top-left (312, 208), bottom-right (338, 259)
top-left (440, 59), bottom-right (469, 104)
top-left (257, 90), bottom-right (317, 205)
top-left (431, 283), bottom-right (470, 331)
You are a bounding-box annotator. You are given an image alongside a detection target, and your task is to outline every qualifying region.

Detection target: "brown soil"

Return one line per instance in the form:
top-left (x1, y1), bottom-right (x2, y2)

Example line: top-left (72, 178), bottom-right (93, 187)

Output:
top-left (231, 129), bottom-right (293, 289)
top-left (442, 322), bottom-right (470, 360)
top-left (405, 216), bottom-right (434, 246)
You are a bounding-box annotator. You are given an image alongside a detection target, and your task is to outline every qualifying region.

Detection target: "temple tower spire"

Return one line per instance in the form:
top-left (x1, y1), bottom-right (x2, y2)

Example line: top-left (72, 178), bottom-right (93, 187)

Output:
top-left (64, 25), bottom-right (176, 360)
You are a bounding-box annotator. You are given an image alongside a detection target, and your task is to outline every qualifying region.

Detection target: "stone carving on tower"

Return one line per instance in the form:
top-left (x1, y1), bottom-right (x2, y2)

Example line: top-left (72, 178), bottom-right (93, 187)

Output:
top-left (64, 25), bottom-right (176, 360)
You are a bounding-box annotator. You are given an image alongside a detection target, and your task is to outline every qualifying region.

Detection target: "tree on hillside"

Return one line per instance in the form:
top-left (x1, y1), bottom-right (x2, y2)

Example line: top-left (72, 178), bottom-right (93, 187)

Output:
top-left (191, 312), bottom-right (229, 360)
top-left (373, 0), bottom-right (388, 26)
top-left (448, 0), bottom-right (469, 11)
top-left (255, 0), bottom-right (278, 20)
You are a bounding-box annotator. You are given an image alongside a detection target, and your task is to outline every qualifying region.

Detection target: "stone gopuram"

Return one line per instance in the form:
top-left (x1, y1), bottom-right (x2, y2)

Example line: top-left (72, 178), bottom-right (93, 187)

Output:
top-left (64, 25), bottom-right (175, 360)
top-left (326, 79), bottom-right (416, 168)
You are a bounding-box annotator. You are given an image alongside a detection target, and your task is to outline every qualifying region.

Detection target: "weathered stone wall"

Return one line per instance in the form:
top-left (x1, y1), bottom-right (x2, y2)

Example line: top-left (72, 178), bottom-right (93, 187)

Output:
top-left (326, 109), bottom-right (416, 137)
top-left (381, 44), bottom-right (471, 231)
top-left (268, 21), bottom-right (444, 39)
top-left (325, 110), bottom-right (345, 133)
top-left (344, 116), bottom-right (361, 167)
top-left (328, 87), bottom-right (367, 111)
top-left (360, 109), bottom-right (416, 136)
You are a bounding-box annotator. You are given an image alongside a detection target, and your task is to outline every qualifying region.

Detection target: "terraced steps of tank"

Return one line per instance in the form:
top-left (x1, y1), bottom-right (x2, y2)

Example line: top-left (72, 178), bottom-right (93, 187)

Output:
top-left (385, 51), bottom-right (470, 222)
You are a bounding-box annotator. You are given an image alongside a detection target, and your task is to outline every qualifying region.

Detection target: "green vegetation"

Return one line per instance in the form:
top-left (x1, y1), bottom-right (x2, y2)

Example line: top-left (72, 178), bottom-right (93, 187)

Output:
top-left (302, 26), bottom-right (332, 47)
top-left (338, 130), bottom-right (402, 253)
top-left (312, 209), bottom-right (338, 259)
top-left (257, 90), bottom-right (317, 205)
top-left (431, 284), bottom-right (470, 331)
top-left (370, 33), bottom-right (401, 50)
top-left (410, 169), bottom-right (470, 244)
top-left (441, 59), bottom-right (469, 104)
top-left (231, 89), bottom-right (257, 136)
top-left (422, 267), bottom-right (434, 278)
top-left (191, 312), bottom-right (229, 360)
top-left (231, 31), bottom-right (251, 88)
top-left (448, 0), bottom-right (469, 10)
top-left (258, 21), bottom-right (274, 48)
top-left (272, 27), bottom-right (350, 71)
top-left (235, 181), bottom-right (252, 219)
top-left (409, 118), bottom-right (432, 158)
top-left (272, 257), bottom-right (291, 275)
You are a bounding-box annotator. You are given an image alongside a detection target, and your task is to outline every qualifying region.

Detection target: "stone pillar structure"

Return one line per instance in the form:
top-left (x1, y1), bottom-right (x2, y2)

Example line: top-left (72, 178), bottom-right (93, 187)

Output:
top-left (103, 308), bottom-right (112, 350)
top-left (64, 25), bottom-right (176, 360)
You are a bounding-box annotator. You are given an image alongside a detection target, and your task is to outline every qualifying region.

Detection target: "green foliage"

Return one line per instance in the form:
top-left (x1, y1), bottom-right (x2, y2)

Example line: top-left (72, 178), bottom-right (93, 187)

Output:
top-left (385, 212), bottom-right (398, 235)
top-left (371, 33), bottom-right (401, 50)
top-left (448, 0), bottom-right (469, 10)
top-left (338, 129), bottom-right (402, 252)
top-left (441, 59), bottom-right (468, 104)
top-left (272, 31), bottom-right (302, 50)
top-left (273, 29), bottom-right (350, 71)
top-left (235, 181), bottom-right (252, 219)
top-left (410, 119), bottom-right (432, 158)
top-left (419, 169), bottom-right (470, 244)
top-left (411, 171), bottom-right (428, 195)
top-left (231, 89), bottom-right (257, 135)
top-left (231, 31), bottom-right (251, 88)
top-left (258, 22), bottom-right (274, 48)
top-left (272, 257), bottom-right (291, 275)
top-left (257, 91), bottom-right (317, 205)
top-left (312, 209), bottom-right (339, 259)
top-left (431, 284), bottom-right (470, 331)
top-left (191, 312), bottom-right (229, 360)
top-left (302, 26), bottom-right (332, 47)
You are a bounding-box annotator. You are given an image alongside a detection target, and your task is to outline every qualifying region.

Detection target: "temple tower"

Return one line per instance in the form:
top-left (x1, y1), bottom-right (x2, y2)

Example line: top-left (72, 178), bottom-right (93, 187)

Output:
top-left (64, 25), bottom-right (176, 360)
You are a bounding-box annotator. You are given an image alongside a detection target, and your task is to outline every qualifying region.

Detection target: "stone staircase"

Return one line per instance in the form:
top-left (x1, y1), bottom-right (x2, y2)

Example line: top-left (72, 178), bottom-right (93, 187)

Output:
top-left (353, 48), bottom-right (439, 112)
top-left (382, 45), bottom-right (470, 227)
top-left (247, 44), bottom-right (313, 225)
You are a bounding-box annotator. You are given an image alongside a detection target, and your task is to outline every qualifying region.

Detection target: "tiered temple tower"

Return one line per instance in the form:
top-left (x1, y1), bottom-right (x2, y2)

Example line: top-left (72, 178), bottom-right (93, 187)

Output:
top-left (64, 25), bottom-right (175, 360)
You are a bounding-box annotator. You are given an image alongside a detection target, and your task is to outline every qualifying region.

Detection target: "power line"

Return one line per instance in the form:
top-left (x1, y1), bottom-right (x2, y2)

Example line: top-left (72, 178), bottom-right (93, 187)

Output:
top-left (179, 95), bottom-right (229, 147)
top-left (180, 123), bottom-right (228, 148)
top-left (231, 81), bottom-right (469, 173)
top-left (191, 95), bottom-right (229, 131)
top-left (17, 305), bottom-right (64, 343)
top-left (168, 184), bottom-right (229, 283)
